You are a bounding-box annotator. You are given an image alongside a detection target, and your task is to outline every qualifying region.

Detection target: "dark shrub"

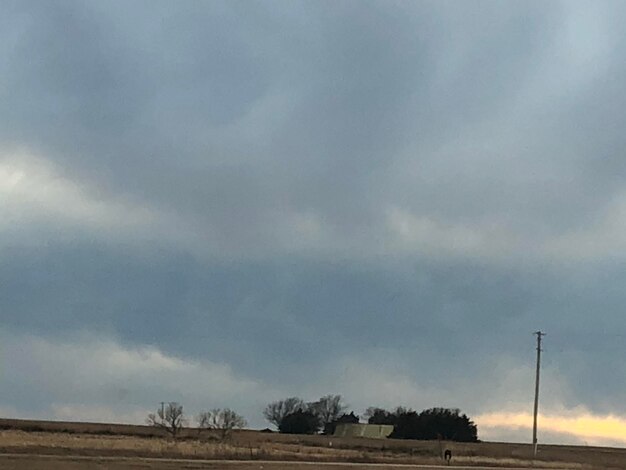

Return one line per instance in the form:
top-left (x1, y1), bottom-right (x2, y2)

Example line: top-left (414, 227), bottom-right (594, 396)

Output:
top-left (278, 410), bottom-right (321, 434)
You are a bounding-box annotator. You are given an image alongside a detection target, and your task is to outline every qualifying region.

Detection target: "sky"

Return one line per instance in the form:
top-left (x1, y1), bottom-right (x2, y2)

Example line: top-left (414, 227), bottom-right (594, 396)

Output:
top-left (2, 0), bottom-right (626, 447)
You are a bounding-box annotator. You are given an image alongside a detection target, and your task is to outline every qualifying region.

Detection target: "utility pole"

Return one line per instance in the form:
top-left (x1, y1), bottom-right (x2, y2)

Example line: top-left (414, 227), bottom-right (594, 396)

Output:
top-left (160, 402), bottom-right (165, 424)
top-left (532, 331), bottom-right (545, 457)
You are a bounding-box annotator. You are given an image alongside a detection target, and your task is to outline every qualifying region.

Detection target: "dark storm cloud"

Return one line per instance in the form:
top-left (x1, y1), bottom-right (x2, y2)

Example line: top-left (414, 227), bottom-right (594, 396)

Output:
top-left (1, 0), bottom-right (574, 248)
top-left (3, 241), bottom-right (626, 417)
top-left (2, 0), bottom-right (626, 443)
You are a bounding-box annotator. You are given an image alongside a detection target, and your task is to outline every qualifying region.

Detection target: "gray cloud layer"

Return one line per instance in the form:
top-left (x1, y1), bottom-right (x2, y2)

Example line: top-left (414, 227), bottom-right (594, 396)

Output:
top-left (2, 0), bottom-right (626, 443)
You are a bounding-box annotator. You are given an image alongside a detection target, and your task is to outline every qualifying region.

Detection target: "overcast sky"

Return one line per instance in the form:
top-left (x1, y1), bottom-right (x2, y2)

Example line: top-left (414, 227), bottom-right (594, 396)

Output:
top-left (2, 0), bottom-right (626, 447)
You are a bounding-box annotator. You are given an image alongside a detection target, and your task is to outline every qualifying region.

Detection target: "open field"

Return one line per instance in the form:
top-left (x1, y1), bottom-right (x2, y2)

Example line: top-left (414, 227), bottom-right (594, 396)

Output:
top-left (0, 454), bottom-right (589, 470)
top-left (0, 419), bottom-right (624, 469)
top-left (0, 453), bottom-right (587, 470)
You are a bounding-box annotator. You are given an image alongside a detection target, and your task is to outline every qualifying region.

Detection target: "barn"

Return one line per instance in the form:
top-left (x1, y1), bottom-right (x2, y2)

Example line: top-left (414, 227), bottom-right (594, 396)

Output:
top-left (333, 423), bottom-right (394, 439)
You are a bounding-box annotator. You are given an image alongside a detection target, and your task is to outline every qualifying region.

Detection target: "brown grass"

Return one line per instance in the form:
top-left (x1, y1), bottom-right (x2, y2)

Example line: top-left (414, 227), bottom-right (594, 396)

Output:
top-left (0, 419), bottom-right (624, 469)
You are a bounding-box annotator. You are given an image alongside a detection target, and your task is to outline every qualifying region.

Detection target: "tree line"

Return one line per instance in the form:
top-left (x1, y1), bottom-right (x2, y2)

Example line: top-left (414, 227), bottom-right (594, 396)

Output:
top-left (262, 396), bottom-right (477, 441)
top-left (147, 403), bottom-right (246, 439)
top-left (148, 395), bottom-right (477, 442)
top-left (364, 406), bottom-right (477, 441)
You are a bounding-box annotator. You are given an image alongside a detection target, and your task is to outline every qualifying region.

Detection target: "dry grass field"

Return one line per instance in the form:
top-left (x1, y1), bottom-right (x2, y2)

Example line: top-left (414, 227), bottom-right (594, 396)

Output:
top-left (0, 419), bottom-right (624, 469)
top-left (0, 454), bottom-right (573, 470)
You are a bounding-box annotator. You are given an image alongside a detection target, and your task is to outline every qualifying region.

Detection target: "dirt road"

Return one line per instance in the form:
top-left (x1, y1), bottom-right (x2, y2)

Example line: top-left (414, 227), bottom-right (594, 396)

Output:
top-left (0, 453), bottom-right (573, 470)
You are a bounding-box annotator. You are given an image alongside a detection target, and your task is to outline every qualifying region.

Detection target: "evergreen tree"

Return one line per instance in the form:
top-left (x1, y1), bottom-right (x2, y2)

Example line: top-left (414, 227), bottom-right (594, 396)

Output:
top-left (278, 409), bottom-right (321, 434)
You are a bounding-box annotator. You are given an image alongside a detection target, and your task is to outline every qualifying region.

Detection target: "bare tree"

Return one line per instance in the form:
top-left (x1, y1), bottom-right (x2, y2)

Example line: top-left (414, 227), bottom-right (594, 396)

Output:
top-left (147, 402), bottom-right (185, 437)
top-left (309, 395), bottom-right (346, 434)
top-left (197, 408), bottom-right (247, 440)
top-left (263, 397), bottom-right (306, 429)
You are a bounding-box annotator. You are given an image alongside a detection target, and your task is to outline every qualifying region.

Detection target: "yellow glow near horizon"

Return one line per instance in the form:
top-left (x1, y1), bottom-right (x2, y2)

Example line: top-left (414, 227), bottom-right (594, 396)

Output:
top-left (476, 411), bottom-right (626, 446)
